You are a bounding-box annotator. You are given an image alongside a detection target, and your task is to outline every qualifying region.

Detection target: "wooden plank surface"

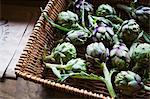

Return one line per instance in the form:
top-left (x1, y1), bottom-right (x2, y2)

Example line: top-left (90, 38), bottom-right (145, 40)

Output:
top-left (0, 78), bottom-right (84, 99)
top-left (0, 4), bottom-right (40, 78)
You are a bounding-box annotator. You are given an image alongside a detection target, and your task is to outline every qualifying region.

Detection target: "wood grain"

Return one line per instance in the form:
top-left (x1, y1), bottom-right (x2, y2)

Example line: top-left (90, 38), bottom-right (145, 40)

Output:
top-left (0, 78), bottom-right (84, 99)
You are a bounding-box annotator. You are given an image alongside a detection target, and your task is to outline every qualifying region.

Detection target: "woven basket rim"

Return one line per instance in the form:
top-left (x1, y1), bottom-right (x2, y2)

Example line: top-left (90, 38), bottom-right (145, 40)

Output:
top-left (15, 70), bottom-right (108, 99)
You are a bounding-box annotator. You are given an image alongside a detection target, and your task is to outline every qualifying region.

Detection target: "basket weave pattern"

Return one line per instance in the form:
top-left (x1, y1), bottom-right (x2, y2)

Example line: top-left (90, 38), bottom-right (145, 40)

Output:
top-left (15, 0), bottom-right (150, 98)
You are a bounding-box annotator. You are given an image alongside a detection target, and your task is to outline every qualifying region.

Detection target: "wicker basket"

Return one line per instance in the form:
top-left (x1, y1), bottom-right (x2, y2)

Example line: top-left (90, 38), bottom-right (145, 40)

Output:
top-left (15, 0), bottom-right (150, 98)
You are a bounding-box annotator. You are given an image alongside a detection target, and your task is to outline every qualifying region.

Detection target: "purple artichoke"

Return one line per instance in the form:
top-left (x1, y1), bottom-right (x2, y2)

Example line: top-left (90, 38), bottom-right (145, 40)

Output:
top-left (73, 0), bottom-right (93, 15)
top-left (110, 43), bottom-right (130, 70)
top-left (92, 24), bottom-right (115, 47)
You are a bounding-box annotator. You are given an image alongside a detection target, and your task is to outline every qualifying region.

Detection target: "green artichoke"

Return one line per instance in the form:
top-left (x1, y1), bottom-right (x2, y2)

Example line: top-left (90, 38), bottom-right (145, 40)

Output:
top-left (46, 58), bottom-right (87, 72)
top-left (86, 42), bottom-right (109, 63)
top-left (96, 4), bottom-right (116, 17)
top-left (118, 19), bottom-right (140, 46)
top-left (88, 15), bottom-right (113, 28)
top-left (44, 42), bottom-right (77, 64)
top-left (115, 71), bottom-right (144, 95)
top-left (96, 4), bottom-right (123, 27)
top-left (110, 43), bottom-right (130, 70)
top-left (65, 30), bottom-right (89, 45)
top-left (45, 58), bottom-right (87, 81)
top-left (131, 43), bottom-right (150, 62)
top-left (57, 10), bottom-right (79, 29)
top-left (66, 58), bottom-right (87, 72)
top-left (130, 43), bottom-right (150, 79)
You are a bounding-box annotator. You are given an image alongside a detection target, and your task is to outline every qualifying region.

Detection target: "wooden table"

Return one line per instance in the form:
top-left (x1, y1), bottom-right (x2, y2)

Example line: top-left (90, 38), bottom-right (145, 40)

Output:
top-left (0, 78), bottom-right (84, 99)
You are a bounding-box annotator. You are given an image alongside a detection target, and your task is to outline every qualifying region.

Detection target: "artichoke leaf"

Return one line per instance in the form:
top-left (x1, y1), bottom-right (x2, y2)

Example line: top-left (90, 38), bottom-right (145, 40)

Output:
top-left (51, 67), bottom-right (61, 79)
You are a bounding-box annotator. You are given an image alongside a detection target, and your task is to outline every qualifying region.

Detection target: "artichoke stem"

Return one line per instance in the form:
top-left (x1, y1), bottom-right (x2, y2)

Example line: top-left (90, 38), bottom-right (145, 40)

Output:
top-left (88, 15), bottom-right (94, 27)
top-left (113, 34), bottom-right (120, 44)
top-left (43, 54), bottom-right (55, 62)
top-left (143, 85), bottom-right (150, 91)
top-left (76, 23), bottom-right (91, 35)
top-left (81, 0), bottom-right (86, 28)
top-left (71, 74), bottom-right (104, 81)
top-left (117, 4), bottom-right (132, 13)
top-left (45, 63), bottom-right (68, 69)
top-left (101, 62), bottom-right (117, 98)
top-left (132, 63), bottom-right (140, 72)
top-left (70, 72), bottom-right (105, 82)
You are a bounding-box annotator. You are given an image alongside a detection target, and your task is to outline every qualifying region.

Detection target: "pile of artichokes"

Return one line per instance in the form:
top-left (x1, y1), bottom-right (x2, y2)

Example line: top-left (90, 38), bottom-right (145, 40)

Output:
top-left (42, 0), bottom-right (150, 98)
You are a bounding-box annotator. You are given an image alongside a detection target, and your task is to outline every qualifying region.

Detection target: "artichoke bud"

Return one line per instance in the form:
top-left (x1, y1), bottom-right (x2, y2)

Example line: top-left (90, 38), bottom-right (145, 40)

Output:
top-left (57, 10), bottom-right (79, 28)
top-left (115, 71), bottom-right (144, 95)
top-left (65, 30), bottom-right (89, 45)
top-left (117, 4), bottom-right (150, 32)
top-left (86, 42), bottom-right (109, 63)
top-left (96, 4), bottom-right (116, 17)
top-left (131, 43), bottom-right (150, 61)
top-left (135, 6), bottom-right (150, 20)
top-left (92, 25), bottom-right (114, 47)
top-left (129, 43), bottom-right (150, 80)
top-left (74, 0), bottom-right (93, 14)
top-left (66, 58), bottom-right (87, 72)
top-left (50, 42), bottom-right (77, 63)
top-left (118, 19), bottom-right (140, 46)
top-left (134, 6), bottom-right (150, 32)
top-left (110, 43), bottom-right (130, 70)
top-left (130, 43), bottom-right (150, 69)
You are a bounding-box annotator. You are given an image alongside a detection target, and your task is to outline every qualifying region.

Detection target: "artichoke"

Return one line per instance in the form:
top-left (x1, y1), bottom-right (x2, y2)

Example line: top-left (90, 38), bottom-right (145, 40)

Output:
top-left (43, 42), bottom-right (77, 64)
top-left (134, 6), bottom-right (150, 26)
top-left (118, 19), bottom-right (140, 47)
top-left (88, 15), bottom-right (116, 47)
top-left (66, 58), bottom-right (87, 72)
top-left (57, 10), bottom-right (79, 29)
top-left (88, 15), bottom-right (120, 35)
top-left (96, 4), bottom-right (116, 17)
top-left (73, 0), bottom-right (93, 28)
top-left (110, 43), bottom-right (130, 70)
top-left (45, 58), bottom-right (87, 80)
top-left (131, 43), bottom-right (150, 62)
top-left (117, 4), bottom-right (150, 32)
top-left (88, 15), bottom-right (113, 28)
top-left (115, 71), bottom-right (144, 95)
top-left (65, 30), bottom-right (89, 45)
top-left (92, 24), bottom-right (115, 47)
top-left (42, 8), bottom-right (91, 33)
top-left (74, 0), bottom-right (93, 15)
top-left (46, 58), bottom-right (87, 72)
top-left (86, 42), bottom-right (109, 63)
top-left (130, 43), bottom-right (150, 79)
top-left (86, 42), bottom-right (117, 98)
